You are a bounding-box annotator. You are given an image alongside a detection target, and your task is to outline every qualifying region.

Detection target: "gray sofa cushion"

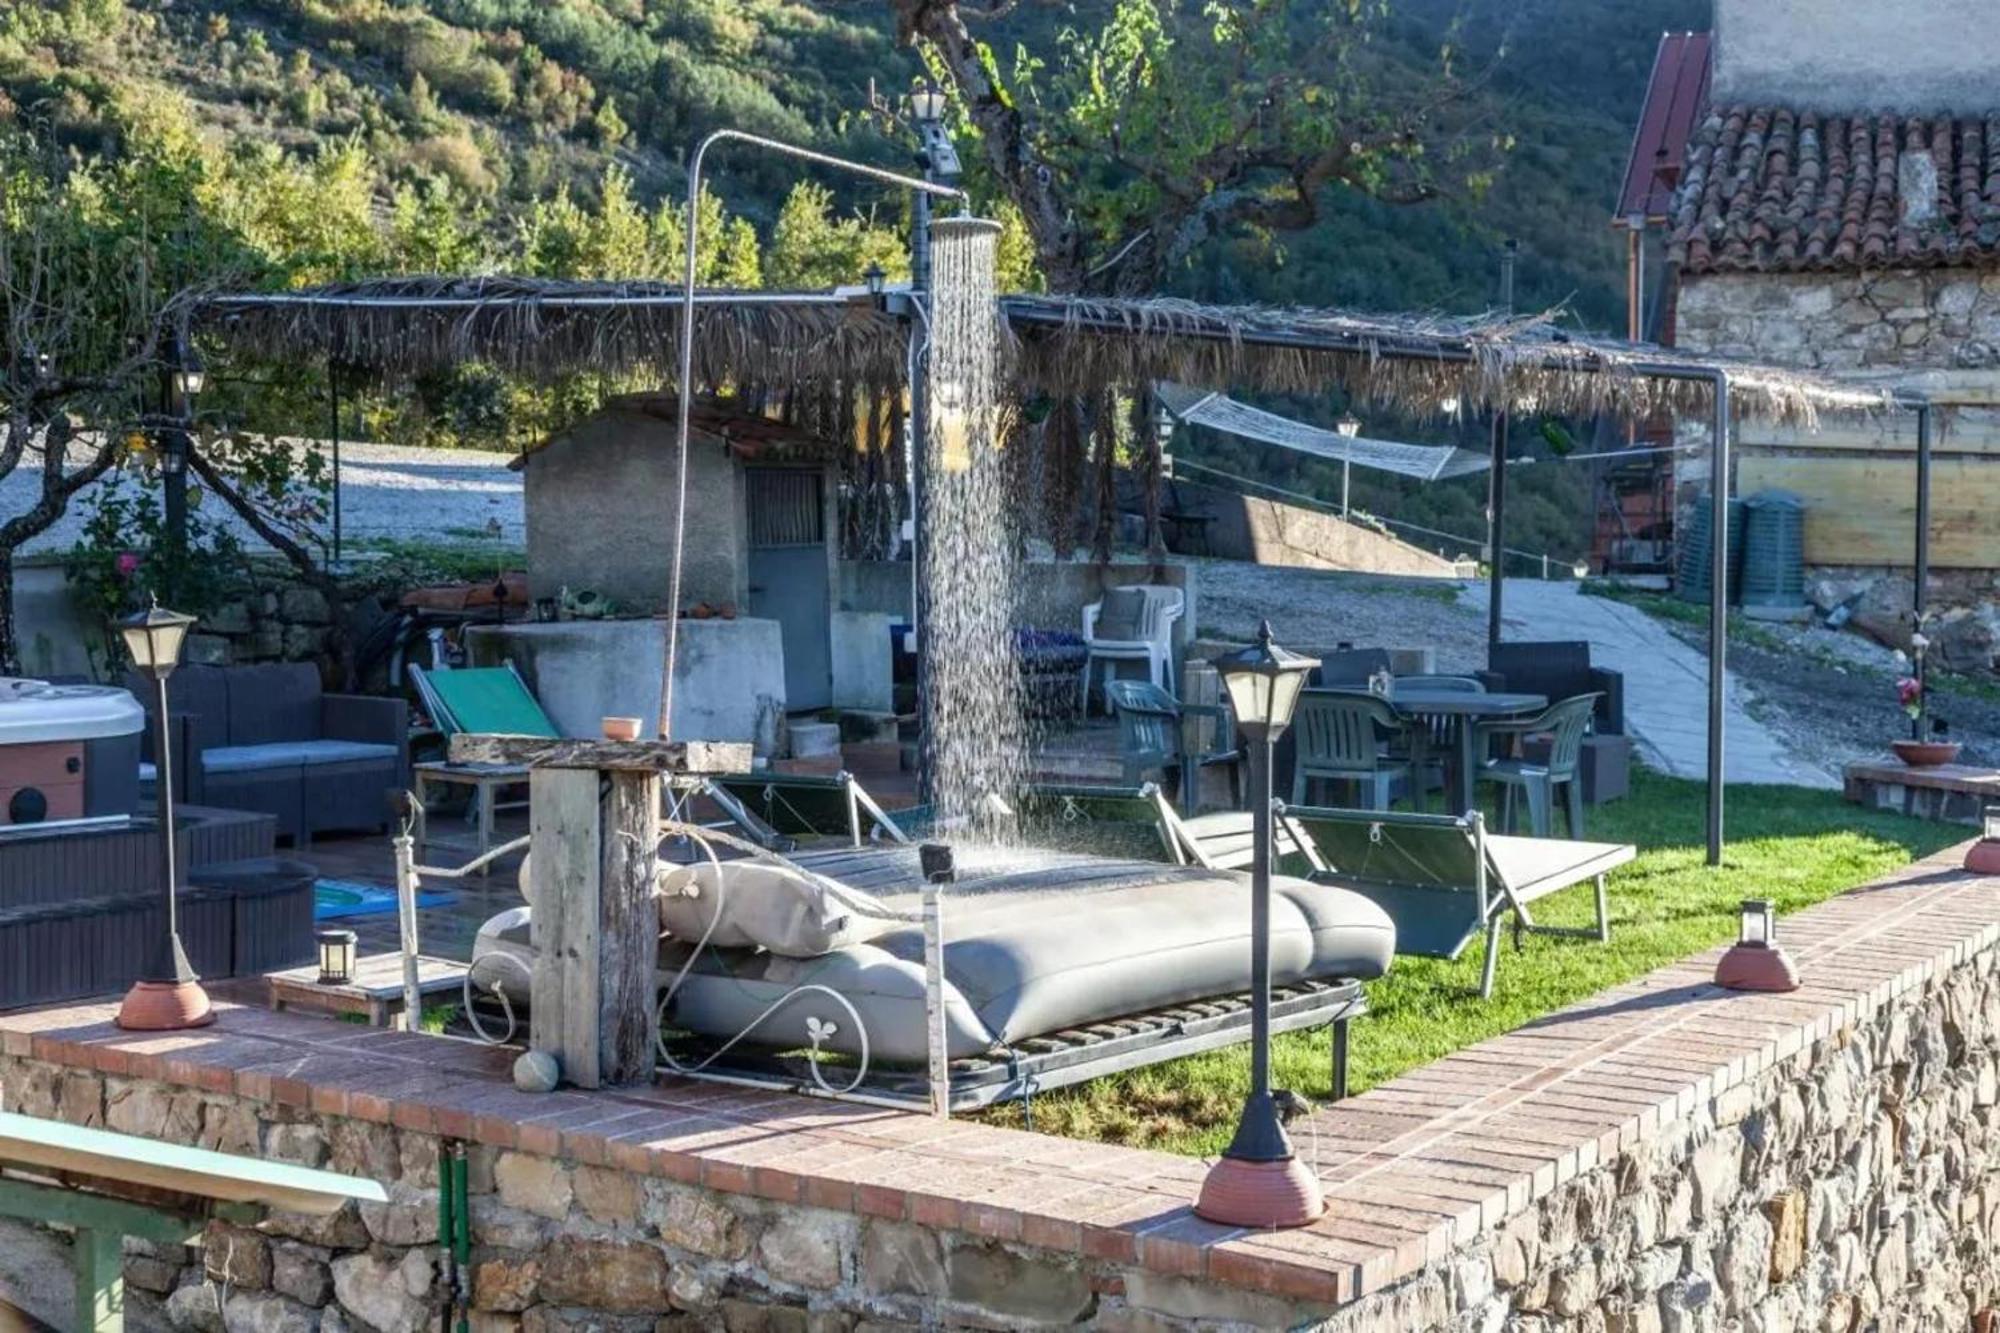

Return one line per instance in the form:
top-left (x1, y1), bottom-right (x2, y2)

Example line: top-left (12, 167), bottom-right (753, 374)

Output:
top-left (202, 740), bottom-right (398, 774)
top-left (226, 663), bottom-right (321, 745)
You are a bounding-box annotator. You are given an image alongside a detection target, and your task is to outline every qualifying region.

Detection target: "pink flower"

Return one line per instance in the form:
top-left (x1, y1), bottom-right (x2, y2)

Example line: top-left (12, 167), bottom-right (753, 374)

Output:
top-left (114, 552), bottom-right (140, 578)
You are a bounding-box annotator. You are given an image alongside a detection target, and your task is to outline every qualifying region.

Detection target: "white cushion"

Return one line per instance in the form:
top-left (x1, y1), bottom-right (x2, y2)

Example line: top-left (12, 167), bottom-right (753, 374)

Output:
top-left (657, 860), bottom-right (889, 958)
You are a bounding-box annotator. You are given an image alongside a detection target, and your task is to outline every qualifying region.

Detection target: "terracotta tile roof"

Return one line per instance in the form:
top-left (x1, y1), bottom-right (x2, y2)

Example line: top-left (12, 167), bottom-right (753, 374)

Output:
top-left (1668, 106), bottom-right (2000, 273)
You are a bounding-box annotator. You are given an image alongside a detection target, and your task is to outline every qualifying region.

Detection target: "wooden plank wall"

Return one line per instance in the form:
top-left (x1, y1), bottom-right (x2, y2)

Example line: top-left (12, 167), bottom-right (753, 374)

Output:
top-left (1736, 410), bottom-right (2000, 568)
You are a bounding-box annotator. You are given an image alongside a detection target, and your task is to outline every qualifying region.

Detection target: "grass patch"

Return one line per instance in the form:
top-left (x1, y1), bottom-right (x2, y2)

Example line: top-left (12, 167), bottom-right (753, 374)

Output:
top-left (996, 767), bottom-right (1959, 1155)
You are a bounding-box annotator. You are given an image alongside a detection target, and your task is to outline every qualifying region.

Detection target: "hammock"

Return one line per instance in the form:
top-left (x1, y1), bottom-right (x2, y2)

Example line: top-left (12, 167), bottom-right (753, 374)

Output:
top-left (1157, 382), bottom-right (1490, 482)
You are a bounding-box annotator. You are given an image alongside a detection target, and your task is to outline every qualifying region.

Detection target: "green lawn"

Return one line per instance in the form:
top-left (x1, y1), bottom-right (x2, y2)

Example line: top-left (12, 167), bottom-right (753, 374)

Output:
top-left (995, 768), bottom-right (1961, 1155)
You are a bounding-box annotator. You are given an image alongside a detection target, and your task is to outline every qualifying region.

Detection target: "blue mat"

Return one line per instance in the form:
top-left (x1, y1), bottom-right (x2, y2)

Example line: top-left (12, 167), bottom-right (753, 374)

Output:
top-left (314, 879), bottom-right (453, 921)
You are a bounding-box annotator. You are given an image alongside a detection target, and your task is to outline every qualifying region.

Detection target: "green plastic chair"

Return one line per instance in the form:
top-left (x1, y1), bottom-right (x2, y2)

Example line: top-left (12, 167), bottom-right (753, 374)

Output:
top-left (410, 664), bottom-right (560, 739)
top-left (1290, 691), bottom-right (1410, 809)
top-left (1472, 692), bottom-right (1601, 837)
top-left (1105, 680), bottom-right (1241, 810)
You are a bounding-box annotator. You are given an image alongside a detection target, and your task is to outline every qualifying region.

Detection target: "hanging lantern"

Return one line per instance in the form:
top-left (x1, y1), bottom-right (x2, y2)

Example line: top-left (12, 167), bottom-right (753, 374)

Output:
top-left (1713, 899), bottom-right (1798, 992)
top-left (316, 929), bottom-right (358, 986)
top-left (1966, 805), bottom-right (2000, 875)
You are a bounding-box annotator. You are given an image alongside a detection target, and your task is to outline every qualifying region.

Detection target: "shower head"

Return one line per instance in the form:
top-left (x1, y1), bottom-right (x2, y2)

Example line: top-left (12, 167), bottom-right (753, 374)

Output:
top-left (930, 215), bottom-right (1003, 241)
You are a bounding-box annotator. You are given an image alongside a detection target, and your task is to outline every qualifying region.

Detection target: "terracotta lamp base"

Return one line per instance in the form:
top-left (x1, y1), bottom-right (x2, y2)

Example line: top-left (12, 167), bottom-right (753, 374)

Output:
top-left (1714, 943), bottom-right (1799, 993)
top-left (1194, 1155), bottom-right (1325, 1229)
top-left (116, 980), bottom-right (216, 1031)
top-left (1965, 840), bottom-right (2000, 876)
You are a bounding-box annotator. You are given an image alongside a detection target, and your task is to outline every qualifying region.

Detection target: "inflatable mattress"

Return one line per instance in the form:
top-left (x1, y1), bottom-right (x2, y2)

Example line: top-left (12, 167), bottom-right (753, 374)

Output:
top-left (473, 846), bottom-right (1394, 1064)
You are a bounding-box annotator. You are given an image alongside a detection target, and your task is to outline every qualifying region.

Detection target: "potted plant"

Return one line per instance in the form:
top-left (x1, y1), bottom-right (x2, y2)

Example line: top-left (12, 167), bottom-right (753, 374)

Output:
top-left (1890, 659), bottom-right (1960, 766)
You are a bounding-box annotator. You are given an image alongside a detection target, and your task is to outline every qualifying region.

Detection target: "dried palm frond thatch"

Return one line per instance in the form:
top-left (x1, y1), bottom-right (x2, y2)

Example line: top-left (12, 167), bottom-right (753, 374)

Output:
top-left (193, 277), bottom-right (909, 390)
top-left (1001, 296), bottom-right (1890, 427)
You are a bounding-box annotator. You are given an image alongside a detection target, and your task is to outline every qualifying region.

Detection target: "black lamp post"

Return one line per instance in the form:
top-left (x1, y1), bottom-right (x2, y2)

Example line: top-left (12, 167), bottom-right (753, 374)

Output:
top-left (1196, 620), bottom-right (1322, 1228)
top-left (115, 600), bottom-right (213, 1031)
top-left (162, 336), bottom-right (205, 563)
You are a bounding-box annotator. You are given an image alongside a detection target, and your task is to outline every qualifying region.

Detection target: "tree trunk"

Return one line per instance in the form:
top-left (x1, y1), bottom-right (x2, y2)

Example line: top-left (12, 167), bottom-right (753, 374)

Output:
top-left (0, 546), bottom-right (18, 678)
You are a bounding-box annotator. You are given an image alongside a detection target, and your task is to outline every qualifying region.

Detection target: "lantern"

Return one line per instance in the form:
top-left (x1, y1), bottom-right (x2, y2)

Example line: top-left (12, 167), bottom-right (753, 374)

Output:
top-left (1214, 622), bottom-right (1316, 744)
top-left (1966, 805), bottom-right (2000, 875)
top-left (1714, 898), bottom-right (1799, 992)
top-left (118, 602), bottom-right (196, 681)
top-left (317, 929), bottom-right (358, 986)
top-left (864, 263), bottom-right (886, 297)
top-left (1335, 413), bottom-right (1362, 439)
top-left (909, 80), bottom-right (947, 126)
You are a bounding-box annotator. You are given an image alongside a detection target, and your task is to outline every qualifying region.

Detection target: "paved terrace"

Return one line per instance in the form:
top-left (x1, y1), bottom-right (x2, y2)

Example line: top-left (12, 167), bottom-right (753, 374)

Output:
top-left (1, 843), bottom-right (1992, 1313)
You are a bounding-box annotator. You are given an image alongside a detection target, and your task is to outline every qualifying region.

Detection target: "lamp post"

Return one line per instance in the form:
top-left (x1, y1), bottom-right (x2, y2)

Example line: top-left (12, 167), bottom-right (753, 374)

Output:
top-left (1334, 412), bottom-right (1362, 517)
top-left (1197, 621), bottom-right (1321, 1228)
top-left (162, 336), bottom-right (205, 565)
top-left (116, 601), bottom-right (213, 1032)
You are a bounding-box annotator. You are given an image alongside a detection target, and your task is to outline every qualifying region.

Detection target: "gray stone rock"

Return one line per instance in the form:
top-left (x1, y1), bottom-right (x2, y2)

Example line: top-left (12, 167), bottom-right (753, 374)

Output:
top-left (223, 1291), bottom-right (317, 1333)
top-left (495, 1152), bottom-right (573, 1222)
top-left (330, 1251), bottom-right (431, 1333)
top-left (280, 587), bottom-right (332, 625)
top-left (573, 1165), bottom-right (643, 1228)
top-left (126, 1251), bottom-right (186, 1295)
top-left (471, 1252), bottom-right (540, 1313)
top-left (265, 1122), bottom-right (328, 1169)
top-left (757, 1211), bottom-right (851, 1291)
top-left (282, 625), bottom-right (329, 659)
top-left (946, 1242), bottom-right (1093, 1326)
top-left (202, 1221), bottom-right (272, 1291)
top-left (536, 1237), bottom-right (672, 1314)
top-left (468, 1195), bottom-right (555, 1250)
top-left (259, 1203), bottom-right (370, 1252)
top-left (858, 1221), bottom-right (945, 1298)
top-left (645, 1182), bottom-right (749, 1259)
top-left (185, 634), bottom-right (233, 667)
top-left (271, 1243), bottom-right (331, 1308)
top-left (207, 602), bottom-right (255, 635)
top-left (326, 1120), bottom-right (400, 1183)
top-left (166, 1282), bottom-right (227, 1333)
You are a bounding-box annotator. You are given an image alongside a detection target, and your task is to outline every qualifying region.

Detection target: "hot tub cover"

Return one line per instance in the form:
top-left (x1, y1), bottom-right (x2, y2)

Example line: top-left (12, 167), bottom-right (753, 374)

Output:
top-left (0, 682), bottom-right (144, 743)
top-left (475, 850), bottom-right (1393, 1063)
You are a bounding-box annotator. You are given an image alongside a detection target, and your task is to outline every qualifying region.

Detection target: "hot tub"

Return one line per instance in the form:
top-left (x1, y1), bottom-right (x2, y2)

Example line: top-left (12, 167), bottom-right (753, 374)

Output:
top-left (0, 679), bottom-right (143, 831)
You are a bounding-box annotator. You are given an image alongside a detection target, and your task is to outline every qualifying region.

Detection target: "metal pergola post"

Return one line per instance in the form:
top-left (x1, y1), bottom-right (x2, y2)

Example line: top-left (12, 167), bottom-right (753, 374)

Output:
top-left (1706, 370), bottom-right (1730, 866)
top-left (1913, 403), bottom-right (1933, 739)
top-left (1487, 411), bottom-right (1508, 648)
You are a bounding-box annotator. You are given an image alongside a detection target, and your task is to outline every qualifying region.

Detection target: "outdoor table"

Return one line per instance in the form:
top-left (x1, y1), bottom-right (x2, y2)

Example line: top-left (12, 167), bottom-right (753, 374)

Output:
top-left (1327, 686), bottom-right (1548, 815)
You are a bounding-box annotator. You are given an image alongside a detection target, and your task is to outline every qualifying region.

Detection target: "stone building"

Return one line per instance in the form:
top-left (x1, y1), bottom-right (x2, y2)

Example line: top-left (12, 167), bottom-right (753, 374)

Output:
top-left (1630, 0), bottom-right (2000, 667)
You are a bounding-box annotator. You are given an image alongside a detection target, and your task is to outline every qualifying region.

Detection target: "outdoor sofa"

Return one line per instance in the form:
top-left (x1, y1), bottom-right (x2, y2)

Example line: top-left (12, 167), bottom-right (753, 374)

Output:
top-left (133, 663), bottom-right (408, 844)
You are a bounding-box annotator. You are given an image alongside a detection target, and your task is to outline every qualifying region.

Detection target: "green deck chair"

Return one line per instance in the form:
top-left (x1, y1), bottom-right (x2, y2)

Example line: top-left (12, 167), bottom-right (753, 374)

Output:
top-left (1284, 804), bottom-right (1633, 998)
top-left (410, 663), bottom-right (561, 740)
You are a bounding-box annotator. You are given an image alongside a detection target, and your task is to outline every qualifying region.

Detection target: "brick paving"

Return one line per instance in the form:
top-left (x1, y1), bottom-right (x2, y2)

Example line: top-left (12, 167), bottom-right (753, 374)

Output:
top-left (2, 840), bottom-right (1992, 1310)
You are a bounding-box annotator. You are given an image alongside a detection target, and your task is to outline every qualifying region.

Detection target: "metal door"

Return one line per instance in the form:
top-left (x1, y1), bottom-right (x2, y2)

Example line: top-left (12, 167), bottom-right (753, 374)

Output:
top-left (746, 468), bottom-right (832, 710)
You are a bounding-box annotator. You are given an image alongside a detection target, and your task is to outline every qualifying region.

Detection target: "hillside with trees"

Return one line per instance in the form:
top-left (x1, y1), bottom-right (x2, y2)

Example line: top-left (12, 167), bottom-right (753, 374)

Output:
top-left (0, 0), bottom-right (1708, 663)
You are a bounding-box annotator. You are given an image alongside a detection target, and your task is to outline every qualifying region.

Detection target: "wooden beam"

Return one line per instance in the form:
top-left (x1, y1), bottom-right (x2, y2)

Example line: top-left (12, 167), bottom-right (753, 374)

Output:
top-left (601, 771), bottom-right (662, 1084)
top-left (1738, 455), bottom-right (2000, 567)
top-left (530, 768), bottom-right (601, 1088)
top-left (449, 734), bottom-right (751, 773)
top-left (75, 1226), bottom-right (123, 1333)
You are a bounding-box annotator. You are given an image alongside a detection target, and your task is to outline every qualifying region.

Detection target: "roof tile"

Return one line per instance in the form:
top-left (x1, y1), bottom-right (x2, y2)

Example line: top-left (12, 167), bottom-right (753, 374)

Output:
top-left (1671, 105), bottom-right (2000, 274)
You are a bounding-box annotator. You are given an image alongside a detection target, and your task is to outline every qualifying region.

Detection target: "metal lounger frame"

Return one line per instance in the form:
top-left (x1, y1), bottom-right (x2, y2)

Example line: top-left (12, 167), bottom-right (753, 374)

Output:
top-left (1284, 804), bottom-right (1628, 998)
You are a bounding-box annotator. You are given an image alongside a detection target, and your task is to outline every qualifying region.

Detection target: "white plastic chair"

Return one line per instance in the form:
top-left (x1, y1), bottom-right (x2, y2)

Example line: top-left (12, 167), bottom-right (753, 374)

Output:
top-left (1079, 585), bottom-right (1184, 714)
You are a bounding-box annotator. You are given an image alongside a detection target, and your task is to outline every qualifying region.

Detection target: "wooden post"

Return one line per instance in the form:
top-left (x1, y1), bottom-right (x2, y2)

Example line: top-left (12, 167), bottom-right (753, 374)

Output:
top-left (392, 833), bottom-right (423, 1033)
top-left (454, 734), bottom-right (749, 1090)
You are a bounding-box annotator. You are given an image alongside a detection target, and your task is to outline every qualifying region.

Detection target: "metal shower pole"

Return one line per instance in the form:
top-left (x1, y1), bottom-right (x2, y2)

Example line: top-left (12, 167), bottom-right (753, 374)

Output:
top-left (1913, 402), bottom-right (1933, 739)
top-left (1486, 241), bottom-right (1519, 649)
top-left (660, 129), bottom-right (964, 739)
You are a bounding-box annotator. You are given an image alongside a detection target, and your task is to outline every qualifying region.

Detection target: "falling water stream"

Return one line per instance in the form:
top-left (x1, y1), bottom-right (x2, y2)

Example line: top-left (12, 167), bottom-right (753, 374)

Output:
top-left (921, 216), bottom-right (1031, 847)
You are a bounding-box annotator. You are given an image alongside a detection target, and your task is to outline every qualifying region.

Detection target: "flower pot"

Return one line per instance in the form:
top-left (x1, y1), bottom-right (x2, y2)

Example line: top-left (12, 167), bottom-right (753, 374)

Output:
top-left (601, 716), bottom-right (642, 742)
top-left (1890, 739), bottom-right (1961, 767)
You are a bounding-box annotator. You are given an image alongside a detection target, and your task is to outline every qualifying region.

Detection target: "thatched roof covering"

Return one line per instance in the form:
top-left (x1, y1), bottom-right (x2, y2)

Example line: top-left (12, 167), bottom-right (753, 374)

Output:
top-left (1001, 296), bottom-right (1890, 426)
top-left (193, 277), bottom-right (907, 388)
top-left (189, 278), bottom-right (1891, 427)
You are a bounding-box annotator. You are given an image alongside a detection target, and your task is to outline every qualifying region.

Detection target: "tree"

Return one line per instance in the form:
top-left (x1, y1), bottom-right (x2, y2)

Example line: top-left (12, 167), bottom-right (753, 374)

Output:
top-left (764, 181), bottom-right (907, 290)
top-left (0, 129), bottom-right (172, 673)
top-left (865, 0), bottom-right (1495, 295)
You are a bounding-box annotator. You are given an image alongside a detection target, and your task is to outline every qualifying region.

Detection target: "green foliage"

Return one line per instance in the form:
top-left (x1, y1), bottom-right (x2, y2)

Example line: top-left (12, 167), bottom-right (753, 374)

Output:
top-left (763, 181), bottom-right (904, 291)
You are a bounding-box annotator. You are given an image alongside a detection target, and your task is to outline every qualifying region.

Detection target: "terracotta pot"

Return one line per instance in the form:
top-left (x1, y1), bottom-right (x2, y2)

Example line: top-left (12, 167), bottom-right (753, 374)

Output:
top-left (601, 716), bottom-right (642, 742)
top-left (1891, 739), bottom-right (1961, 767)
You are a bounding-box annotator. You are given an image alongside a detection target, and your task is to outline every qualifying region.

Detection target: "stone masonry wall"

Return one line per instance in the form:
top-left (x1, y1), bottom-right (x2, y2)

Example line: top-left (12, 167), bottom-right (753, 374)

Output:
top-left (0, 1059), bottom-right (1325, 1333)
top-left (1677, 269), bottom-right (2000, 373)
top-left (1307, 938), bottom-right (2000, 1333)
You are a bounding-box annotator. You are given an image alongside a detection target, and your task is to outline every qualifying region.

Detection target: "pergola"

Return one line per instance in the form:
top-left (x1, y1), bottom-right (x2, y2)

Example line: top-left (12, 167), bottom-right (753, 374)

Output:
top-left (186, 279), bottom-right (1920, 863)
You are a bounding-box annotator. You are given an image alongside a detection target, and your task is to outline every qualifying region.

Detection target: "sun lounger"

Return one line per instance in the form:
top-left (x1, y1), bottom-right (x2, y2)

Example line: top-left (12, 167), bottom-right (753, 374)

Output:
top-left (469, 841), bottom-right (1393, 1111)
top-left (701, 771), bottom-right (911, 849)
top-left (1285, 805), bottom-right (1633, 998)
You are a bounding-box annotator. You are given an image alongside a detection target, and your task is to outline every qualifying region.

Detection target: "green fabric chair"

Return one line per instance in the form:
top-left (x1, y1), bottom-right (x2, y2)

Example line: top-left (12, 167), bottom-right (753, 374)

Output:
top-left (1472, 692), bottom-right (1601, 837)
top-left (1290, 691), bottom-right (1410, 810)
top-left (410, 664), bottom-right (560, 739)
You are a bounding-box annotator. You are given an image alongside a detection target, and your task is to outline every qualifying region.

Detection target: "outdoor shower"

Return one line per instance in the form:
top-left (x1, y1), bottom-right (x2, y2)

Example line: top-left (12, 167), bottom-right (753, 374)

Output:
top-left (659, 126), bottom-right (1020, 837)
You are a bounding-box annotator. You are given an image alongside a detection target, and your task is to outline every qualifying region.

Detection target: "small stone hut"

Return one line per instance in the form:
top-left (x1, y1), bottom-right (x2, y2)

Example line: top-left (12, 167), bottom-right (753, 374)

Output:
top-left (511, 395), bottom-right (844, 709)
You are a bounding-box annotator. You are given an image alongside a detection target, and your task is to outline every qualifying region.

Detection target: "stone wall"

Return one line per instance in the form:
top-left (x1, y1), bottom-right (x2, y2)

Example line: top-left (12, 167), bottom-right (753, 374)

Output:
top-left (1677, 270), bottom-right (2000, 374)
top-left (0, 1058), bottom-right (1322, 1333)
top-left (1713, 0), bottom-right (2000, 113)
top-left (1304, 938), bottom-right (2000, 1333)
